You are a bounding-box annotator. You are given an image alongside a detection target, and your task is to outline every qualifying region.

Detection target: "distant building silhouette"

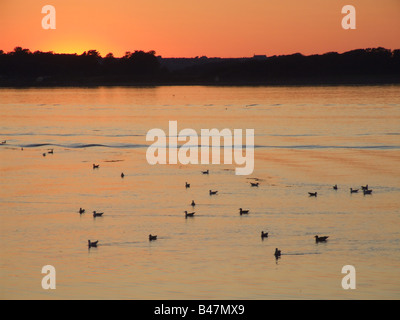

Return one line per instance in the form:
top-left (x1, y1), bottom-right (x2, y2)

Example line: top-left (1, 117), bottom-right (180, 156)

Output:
top-left (253, 54), bottom-right (267, 60)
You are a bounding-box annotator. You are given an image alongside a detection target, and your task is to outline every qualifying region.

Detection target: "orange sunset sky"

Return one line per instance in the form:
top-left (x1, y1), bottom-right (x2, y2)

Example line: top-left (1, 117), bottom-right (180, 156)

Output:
top-left (1, 0), bottom-right (399, 58)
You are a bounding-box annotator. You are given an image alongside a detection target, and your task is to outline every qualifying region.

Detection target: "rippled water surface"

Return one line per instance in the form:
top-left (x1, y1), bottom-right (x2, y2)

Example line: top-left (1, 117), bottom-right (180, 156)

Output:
top-left (1, 86), bottom-right (400, 299)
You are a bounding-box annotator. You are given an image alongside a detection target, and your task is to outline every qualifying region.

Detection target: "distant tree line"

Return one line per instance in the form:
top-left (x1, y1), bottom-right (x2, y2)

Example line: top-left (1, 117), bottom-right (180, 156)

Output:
top-left (0, 48), bottom-right (161, 85)
top-left (0, 47), bottom-right (399, 86)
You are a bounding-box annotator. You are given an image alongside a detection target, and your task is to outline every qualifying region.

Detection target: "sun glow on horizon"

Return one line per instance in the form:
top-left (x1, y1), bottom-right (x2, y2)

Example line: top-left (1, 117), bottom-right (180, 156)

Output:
top-left (1, 0), bottom-right (399, 58)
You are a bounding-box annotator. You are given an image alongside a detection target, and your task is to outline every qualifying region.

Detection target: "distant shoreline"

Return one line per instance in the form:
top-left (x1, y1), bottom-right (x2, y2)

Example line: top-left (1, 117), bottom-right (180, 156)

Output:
top-left (1, 47), bottom-right (399, 88)
top-left (1, 77), bottom-right (399, 88)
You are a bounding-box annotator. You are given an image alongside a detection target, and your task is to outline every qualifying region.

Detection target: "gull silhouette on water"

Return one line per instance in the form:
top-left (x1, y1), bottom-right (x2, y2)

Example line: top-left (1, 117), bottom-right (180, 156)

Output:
top-left (274, 248), bottom-right (281, 258)
top-left (185, 211), bottom-right (195, 218)
top-left (250, 182), bottom-right (259, 187)
top-left (93, 211), bottom-right (104, 217)
top-left (185, 182), bottom-right (190, 188)
top-left (209, 190), bottom-right (218, 195)
top-left (191, 200), bottom-right (196, 207)
top-left (149, 234), bottom-right (157, 241)
top-left (88, 240), bottom-right (98, 248)
top-left (261, 231), bottom-right (268, 238)
top-left (202, 170), bottom-right (209, 175)
top-left (121, 172), bottom-right (125, 178)
top-left (315, 235), bottom-right (329, 242)
top-left (239, 208), bottom-right (249, 215)
top-left (363, 189), bottom-right (373, 195)
top-left (308, 192), bottom-right (317, 197)
top-left (93, 164), bottom-right (99, 169)
top-left (333, 184), bottom-right (338, 190)
top-left (350, 188), bottom-right (359, 193)
top-left (79, 208), bottom-right (85, 214)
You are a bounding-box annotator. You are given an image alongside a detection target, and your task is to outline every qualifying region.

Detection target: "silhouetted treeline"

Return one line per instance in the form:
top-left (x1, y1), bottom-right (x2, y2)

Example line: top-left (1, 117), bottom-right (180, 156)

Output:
top-left (0, 47), bottom-right (399, 86)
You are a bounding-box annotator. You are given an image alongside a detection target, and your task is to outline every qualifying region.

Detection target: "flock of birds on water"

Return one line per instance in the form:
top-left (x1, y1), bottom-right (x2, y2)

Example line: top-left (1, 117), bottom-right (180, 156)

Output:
top-left (1, 141), bottom-right (374, 258)
top-left (85, 158), bottom-right (373, 258)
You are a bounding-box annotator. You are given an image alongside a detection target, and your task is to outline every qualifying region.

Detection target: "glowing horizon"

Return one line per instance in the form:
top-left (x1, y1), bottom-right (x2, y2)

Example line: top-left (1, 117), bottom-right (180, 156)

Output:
top-left (1, 0), bottom-right (399, 58)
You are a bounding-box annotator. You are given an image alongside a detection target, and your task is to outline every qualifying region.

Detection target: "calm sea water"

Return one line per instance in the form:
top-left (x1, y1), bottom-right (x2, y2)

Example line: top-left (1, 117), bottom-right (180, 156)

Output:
top-left (1, 85), bottom-right (399, 299)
